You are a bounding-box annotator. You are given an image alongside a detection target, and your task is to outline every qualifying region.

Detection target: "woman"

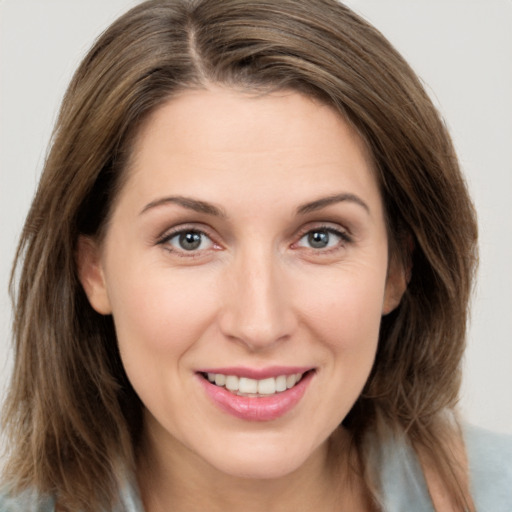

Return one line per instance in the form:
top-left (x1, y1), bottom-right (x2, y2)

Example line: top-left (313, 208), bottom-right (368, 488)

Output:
top-left (1, 0), bottom-right (511, 511)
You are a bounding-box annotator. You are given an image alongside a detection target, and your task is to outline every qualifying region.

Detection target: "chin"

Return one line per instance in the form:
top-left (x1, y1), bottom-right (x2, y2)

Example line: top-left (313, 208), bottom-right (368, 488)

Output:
top-left (201, 438), bottom-right (323, 481)
top-left (215, 458), bottom-right (306, 481)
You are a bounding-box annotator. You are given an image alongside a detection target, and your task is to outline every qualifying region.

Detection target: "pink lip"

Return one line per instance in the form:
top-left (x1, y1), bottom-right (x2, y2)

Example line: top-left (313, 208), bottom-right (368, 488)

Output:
top-left (197, 370), bottom-right (314, 422)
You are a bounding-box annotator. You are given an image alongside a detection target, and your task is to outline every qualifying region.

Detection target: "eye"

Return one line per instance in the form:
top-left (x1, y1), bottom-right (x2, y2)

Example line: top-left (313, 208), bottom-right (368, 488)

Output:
top-left (161, 229), bottom-right (214, 252)
top-left (296, 228), bottom-right (348, 250)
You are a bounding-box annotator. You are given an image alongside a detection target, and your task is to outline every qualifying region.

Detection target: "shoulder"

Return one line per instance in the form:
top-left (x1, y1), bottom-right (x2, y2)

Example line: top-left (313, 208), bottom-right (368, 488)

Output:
top-left (373, 431), bottom-right (434, 511)
top-left (0, 474), bottom-right (142, 512)
top-left (0, 485), bottom-right (142, 512)
top-left (0, 487), bottom-right (54, 512)
top-left (463, 424), bottom-right (512, 511)
top-left (375, 424), bottom-right (512, 511)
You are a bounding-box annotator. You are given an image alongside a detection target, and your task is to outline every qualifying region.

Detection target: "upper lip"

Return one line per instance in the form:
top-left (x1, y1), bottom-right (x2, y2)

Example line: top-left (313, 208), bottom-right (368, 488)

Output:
top-left (196, 366), bottom-right (314, 380)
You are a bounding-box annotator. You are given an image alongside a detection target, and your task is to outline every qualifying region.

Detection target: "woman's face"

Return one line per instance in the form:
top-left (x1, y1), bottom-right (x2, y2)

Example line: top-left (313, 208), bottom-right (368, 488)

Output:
top-left (79, 87), bottom-right (405, 479)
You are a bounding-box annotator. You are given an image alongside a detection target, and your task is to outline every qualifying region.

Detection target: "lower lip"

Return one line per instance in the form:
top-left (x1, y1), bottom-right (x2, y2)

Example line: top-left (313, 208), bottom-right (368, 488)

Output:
top-left (198, 371), bottom-right (313, 422)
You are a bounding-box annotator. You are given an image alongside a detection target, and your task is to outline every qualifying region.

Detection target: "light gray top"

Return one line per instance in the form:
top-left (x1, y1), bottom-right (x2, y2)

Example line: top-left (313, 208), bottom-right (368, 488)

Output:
top-left (376, 424), bottom-right (512, 511)
top-left (2, 425), bottom-right (511, 511)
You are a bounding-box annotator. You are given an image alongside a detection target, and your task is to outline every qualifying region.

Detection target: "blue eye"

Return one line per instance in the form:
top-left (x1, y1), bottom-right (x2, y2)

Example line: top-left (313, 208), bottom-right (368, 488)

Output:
top-left (297, 228), bottom-right (346, 250)
top-left (165, 230), bottom-right (213, 252)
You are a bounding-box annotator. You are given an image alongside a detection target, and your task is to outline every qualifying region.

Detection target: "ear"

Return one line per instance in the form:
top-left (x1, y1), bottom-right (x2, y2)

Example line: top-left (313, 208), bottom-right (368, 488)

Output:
top-left (382, 254), bottom-right (409, 316)
top-left (76, 236), bottom-right (112, 315)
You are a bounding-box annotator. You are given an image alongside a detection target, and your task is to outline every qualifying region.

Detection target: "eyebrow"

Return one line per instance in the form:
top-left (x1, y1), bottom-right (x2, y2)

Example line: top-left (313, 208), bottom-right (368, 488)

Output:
top-left (140, 196), bottom-right (226, 217)
top-left (296, 193), bottom-right (370, 215)
top-left (140, 192), bottom-right (369, 218)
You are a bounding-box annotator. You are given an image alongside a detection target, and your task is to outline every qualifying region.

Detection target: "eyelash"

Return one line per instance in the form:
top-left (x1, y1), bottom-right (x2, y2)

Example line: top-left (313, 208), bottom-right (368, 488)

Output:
top-left (155, 224), bottom-right (352, 257)
top-left (156, 226), bottom-right (219, 258)
top-left (294, 225), bottom-right (352, 253)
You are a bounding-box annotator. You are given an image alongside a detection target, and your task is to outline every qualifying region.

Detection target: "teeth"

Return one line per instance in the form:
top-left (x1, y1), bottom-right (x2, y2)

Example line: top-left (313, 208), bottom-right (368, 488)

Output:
top-left (275, 375), bottom-right (287, 392)
top-left (258, 377), bottom-right (276, 395)
top-left (214, 374), bottom-right (226, 386)
top-left (286, 374), bottom-right (297, 388)
top-left (225, 375), bottom-right (239, 391)
top-left (239, 377), bottom-right (258, 394)
top-left (205, 372), bottom-right (306, 395)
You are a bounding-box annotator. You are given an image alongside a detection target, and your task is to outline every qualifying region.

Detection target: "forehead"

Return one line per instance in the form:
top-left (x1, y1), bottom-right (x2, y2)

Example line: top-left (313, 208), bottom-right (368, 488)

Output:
top-left (116, 86), bottom-right (381, 218)
top-left (131, 86), bottom-right (371, 161)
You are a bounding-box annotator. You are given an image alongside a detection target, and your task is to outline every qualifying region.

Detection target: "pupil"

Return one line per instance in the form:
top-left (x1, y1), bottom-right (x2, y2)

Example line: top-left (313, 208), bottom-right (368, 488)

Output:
top-left (308, 231), bottom-right (329, 248)
top-left (179, 232), bottom-right (202, 250)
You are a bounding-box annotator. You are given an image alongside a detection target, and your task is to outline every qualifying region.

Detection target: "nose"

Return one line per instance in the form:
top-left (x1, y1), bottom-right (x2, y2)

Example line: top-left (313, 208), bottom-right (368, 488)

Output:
top-left (218, 247), bottom-right (297, 351)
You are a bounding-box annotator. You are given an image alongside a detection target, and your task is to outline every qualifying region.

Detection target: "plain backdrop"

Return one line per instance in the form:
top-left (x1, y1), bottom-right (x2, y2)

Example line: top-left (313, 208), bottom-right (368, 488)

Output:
top-left (1, 0), bottom-right (511, 435)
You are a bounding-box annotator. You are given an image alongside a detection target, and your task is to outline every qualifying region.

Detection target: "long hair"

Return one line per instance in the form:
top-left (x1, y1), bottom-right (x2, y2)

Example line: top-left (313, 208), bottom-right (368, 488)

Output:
top-left (2, 1), bottom-right (478, 510)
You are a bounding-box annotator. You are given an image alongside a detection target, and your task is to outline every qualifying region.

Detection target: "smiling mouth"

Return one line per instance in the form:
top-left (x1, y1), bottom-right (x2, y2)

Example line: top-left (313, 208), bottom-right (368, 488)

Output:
top-left (200, 371), bottom-right (313, 397)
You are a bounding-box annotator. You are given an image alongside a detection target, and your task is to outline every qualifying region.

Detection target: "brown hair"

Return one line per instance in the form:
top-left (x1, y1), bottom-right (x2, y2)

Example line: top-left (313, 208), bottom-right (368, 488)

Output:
top-left (2, 0), bottom-right (478, 510)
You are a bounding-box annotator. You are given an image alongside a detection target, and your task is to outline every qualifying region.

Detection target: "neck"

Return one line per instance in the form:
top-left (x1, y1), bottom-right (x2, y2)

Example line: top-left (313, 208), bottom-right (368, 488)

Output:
top-left (136, 422), bottom-right (370, 512)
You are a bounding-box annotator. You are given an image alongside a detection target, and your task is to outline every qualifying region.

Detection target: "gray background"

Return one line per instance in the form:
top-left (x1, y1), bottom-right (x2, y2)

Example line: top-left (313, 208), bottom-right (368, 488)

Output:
top-left (1, 0), bottom-right (511, 435)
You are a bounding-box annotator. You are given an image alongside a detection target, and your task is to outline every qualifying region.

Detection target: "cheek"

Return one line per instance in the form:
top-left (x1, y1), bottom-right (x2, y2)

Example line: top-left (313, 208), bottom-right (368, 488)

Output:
top-left (105, 266), bottom-right (219, 381)
top-left (294, 262), bottom-right (387, 352)
top-left (284, 264), bottom-right (387, 438)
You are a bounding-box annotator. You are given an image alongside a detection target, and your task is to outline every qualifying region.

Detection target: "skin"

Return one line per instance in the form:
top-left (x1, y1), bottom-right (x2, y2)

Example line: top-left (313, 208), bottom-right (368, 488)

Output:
top-left (78, 87), bottom-right (407, 511)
